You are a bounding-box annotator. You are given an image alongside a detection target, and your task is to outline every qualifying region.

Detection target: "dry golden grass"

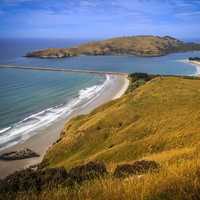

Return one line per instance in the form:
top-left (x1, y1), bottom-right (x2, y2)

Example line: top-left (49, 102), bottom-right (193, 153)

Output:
top-left (15, 157), bottom-right (200, 200)
top-left (42, 77), bottom-right (200, 170)
top-left (10, 76), bottom-right (200, 200)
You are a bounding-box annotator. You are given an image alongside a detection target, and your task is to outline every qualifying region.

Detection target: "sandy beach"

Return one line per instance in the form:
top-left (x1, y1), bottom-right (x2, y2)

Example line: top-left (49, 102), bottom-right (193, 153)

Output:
top-left (179, 59), bottom-right (200, 75)
top-left (0, 74), bottom-right (129, 179)
top-left (185, 60), bottom-right (200, 75)
top-left (190, 60), bottom-right (200, 68)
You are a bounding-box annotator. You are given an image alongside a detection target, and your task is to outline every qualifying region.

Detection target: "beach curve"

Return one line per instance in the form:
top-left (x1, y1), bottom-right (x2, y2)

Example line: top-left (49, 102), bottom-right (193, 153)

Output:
top-left (0, 74), bottom-right (129, 179)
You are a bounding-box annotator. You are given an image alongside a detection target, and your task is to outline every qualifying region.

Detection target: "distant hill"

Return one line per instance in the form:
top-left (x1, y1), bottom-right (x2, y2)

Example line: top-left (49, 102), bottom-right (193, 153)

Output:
top-left (26, 35), bottom-right (200, 58)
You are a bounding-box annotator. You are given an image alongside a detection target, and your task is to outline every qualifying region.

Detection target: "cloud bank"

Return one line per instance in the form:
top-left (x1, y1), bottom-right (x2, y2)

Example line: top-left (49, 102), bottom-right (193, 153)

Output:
top-left (0, 0), bottom-right (200, 38)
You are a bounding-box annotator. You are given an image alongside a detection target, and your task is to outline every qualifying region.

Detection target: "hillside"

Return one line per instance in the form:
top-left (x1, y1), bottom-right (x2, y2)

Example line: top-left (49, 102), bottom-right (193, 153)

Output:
top-left (26, 35), bottom-right (200, 58)
top-left (2, 74), bottom-right (200, 199)
top-left (42, 75), bottom-right (200, 169)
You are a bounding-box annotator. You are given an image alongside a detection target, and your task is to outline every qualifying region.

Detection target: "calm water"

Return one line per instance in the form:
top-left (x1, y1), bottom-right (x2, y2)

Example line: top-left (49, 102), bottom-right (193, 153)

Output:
top-left (0, 38), bottom-right (200, 149)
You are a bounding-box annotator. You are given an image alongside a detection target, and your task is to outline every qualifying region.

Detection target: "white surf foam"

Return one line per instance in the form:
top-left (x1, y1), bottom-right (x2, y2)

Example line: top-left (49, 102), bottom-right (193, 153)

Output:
top-left (0, 127), bottom-right (11, 134)
top-left (177, 59), bottom-right (200, 76)
top-left (0, 74), bottom-right (112, 151)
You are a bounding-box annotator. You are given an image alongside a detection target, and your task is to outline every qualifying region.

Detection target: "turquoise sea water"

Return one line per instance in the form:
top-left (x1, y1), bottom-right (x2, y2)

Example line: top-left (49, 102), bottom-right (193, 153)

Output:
top-left (0, 38), bottom-right (200, 150)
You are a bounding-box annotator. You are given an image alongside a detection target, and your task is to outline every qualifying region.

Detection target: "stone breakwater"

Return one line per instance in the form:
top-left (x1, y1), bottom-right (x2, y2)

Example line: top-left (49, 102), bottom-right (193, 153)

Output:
top-left (0, 64), bottom-right (128, 76)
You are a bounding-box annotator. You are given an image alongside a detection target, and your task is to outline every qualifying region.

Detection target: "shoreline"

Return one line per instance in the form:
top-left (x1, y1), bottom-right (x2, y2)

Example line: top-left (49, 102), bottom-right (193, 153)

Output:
top-left (0, 74), bottom-right (129, 179)
top-left (181, 59), bottom-right (200, 75)
top-left (189, 60), bottom-right (200, 74)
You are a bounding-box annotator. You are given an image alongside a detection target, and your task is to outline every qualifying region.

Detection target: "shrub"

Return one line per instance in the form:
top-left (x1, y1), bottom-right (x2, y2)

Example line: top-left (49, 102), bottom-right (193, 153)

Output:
top-left (114, 160), bottom-right (160, 178)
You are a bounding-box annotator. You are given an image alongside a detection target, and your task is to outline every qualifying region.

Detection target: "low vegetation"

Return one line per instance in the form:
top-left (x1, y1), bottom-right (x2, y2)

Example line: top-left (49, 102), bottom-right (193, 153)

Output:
top-left (2, 73), bottom-right (200, 199)
top-left (113, 160), bottom-right (160, 178)
top-left (126, 73), bottom-right (157, 93)
top-left (189, 57), bottom-right (200, 61)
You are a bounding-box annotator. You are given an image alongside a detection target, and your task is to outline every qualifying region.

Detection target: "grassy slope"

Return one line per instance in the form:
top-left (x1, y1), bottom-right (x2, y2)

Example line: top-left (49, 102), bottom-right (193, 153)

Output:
top-left (42, 76), bottom-right (200, 170)
top-left (13, 75), bottom-right (200, 200)
top-left (76, 36), bottom-right (182, 56)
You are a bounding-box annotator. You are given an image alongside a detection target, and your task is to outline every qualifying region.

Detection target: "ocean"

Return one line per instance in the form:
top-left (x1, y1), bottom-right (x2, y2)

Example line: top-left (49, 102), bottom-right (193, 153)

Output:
top-left (0, 38), bottom-right (200, 150)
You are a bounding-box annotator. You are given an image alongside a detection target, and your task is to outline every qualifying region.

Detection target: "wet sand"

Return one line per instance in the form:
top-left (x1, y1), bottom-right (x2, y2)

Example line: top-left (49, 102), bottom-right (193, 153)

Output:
top-left (0, 75), bottom-right (129, 179)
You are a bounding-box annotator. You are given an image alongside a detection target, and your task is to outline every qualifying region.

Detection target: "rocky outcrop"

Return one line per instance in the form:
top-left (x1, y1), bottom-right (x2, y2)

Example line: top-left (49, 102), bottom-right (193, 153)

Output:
top-left (25, 35), bottom-right (200, 58)
top-left (0, 149), bottom-right (39, 161)
top-left (114, 160), bottom-right (160, 178)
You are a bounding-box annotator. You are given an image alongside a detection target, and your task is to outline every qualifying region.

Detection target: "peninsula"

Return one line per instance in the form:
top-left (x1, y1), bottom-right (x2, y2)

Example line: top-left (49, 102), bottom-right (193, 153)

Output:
top-left (26, 35), bottom-right (200, 58)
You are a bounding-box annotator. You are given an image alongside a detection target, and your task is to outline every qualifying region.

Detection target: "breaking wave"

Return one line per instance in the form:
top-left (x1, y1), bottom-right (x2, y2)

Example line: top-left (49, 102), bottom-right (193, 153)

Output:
top-left (0, 75), bottom-right (112, 150)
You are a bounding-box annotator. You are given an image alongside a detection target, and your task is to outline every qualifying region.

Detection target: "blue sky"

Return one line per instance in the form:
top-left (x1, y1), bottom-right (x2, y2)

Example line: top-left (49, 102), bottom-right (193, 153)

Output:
top-left (0, 0), bottom-right (200, 39)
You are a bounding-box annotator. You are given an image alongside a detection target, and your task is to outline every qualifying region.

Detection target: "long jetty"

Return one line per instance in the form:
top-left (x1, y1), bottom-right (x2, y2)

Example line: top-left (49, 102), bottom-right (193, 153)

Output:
top-left (0, 64), bottom-right (128, 76)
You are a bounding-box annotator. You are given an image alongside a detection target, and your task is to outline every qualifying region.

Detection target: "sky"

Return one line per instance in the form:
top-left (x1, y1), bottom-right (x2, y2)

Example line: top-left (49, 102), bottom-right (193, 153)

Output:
top-left (0, 0), bottom-right (200, 39)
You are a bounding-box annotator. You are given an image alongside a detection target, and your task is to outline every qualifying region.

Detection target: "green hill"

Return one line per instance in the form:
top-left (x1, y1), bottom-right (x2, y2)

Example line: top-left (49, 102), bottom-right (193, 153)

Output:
top-left (42, 75), bottom-right (200, 170)
top-left (26, 35), bottom-right (200, 58)
top-left (2, 74), bottom-right (200, 200)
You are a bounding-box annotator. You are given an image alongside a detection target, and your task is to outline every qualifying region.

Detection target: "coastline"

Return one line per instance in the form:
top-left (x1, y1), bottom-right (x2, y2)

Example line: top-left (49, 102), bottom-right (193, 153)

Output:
top-left (181, 59), bottom-right (200, 75)
top-left (0, 74), bottom-right (129, 179)
top-left (189, 60), bottom-right (200, 73)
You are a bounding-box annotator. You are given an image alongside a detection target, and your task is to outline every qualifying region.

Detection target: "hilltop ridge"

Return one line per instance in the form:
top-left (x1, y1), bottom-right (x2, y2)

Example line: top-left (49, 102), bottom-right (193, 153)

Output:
top-left (26, 35), bottom-right (200, 58)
